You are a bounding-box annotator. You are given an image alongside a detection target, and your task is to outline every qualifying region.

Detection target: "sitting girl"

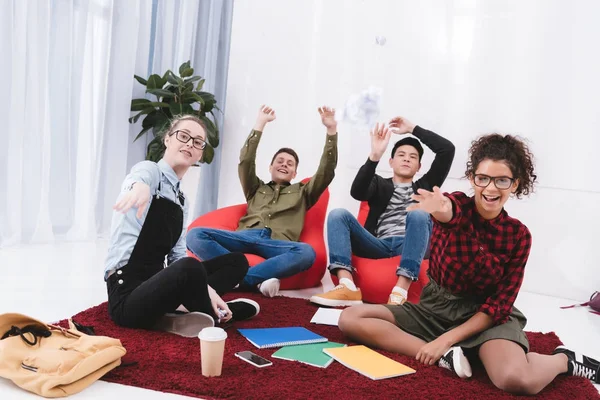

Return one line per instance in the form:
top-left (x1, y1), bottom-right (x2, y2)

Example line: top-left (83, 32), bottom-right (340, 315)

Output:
top-left (104, 115), bottom-right (259, 337)
top-left (338, 133), bottom-right (598, 394)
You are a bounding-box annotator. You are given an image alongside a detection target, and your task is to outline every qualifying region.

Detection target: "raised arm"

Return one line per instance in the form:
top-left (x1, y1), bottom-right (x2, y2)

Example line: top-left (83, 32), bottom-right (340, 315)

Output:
top-left (350, 123), bottom-right (392, 201)
top-left (238, 105), bottom-right (276, 200)
top-left (390, 116), bottom-right (455, 188)
top-left (304, 106), bottom-right (338, 208)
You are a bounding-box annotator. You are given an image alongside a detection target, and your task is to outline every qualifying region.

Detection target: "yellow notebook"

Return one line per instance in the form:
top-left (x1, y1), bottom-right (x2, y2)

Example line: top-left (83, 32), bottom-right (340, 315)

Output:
top-left (323, 345), bottom-right (416, 380)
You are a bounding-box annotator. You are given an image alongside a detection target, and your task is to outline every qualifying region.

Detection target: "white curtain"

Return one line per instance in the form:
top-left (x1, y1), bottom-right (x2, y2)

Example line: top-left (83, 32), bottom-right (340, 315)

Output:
top-left (0, 0), bottom-right (151, 247)
top-left (0, 0), bottom-right (232, 247)
top-left (145, 0), bottom-right (233, 220)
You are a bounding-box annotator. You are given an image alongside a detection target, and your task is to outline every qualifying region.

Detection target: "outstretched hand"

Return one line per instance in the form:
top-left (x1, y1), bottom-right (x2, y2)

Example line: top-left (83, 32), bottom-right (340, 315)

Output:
top-left (408, 187), bottom-right (452, 214)
top-left (318, 106), bottom-right (337, 135)
top-left (113, 182), bottom-right (151, 219)
top-left (369, 122), bottom-right (392, 162)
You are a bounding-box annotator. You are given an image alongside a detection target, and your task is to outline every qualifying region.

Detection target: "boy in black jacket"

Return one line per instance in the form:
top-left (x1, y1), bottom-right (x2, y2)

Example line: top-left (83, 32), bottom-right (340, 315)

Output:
top-left (311, 116), bottom-right (455, 306)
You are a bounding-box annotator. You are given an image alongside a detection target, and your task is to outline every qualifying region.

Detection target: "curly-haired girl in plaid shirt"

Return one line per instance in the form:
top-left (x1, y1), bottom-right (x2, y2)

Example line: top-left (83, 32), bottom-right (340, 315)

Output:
top-left (339, 134), bottom-right (599, 394)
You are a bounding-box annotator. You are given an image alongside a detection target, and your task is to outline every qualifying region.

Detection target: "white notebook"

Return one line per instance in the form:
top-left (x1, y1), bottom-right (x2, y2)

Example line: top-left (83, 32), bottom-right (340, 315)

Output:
top-left (310, 308), bottom-right (343, 326)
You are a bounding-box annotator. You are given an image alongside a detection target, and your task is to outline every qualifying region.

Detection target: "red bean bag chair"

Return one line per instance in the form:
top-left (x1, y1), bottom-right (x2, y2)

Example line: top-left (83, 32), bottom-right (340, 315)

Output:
top-left (333, 202), bottom-right (430, 304)
top-left (187, 178), bottom-right (329, 290)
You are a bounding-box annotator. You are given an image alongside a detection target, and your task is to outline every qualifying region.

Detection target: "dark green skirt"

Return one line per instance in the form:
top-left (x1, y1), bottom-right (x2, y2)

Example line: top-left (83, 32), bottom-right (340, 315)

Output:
top-left (384, 278), bottom-right (529, 352)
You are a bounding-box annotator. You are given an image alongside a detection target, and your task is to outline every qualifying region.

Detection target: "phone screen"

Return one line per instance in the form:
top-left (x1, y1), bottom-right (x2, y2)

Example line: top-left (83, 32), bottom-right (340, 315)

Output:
top-left (236, 351), bottom-right (272, 366)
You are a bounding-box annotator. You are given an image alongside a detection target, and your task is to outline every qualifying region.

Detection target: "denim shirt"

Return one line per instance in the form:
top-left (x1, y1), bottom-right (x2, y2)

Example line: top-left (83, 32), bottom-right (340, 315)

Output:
top-left (103, 160), bottom-right (188, 280)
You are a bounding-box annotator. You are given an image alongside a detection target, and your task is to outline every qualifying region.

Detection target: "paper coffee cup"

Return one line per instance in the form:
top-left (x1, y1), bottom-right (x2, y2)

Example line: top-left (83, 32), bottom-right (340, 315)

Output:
top-left (198, 327), bottom-right (227, 377)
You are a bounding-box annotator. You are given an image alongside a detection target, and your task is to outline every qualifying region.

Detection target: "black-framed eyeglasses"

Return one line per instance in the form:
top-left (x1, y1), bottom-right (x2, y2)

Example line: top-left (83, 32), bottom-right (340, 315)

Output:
top-left (172, 130), bottom-right (207, 150)
top-left (473, 174), bottom-right (515, 190)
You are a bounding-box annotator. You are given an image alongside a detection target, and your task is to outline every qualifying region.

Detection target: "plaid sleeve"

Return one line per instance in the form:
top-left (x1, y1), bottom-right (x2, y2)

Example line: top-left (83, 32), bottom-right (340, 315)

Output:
top-left (479, 226), bottom-right (532, 324)
top-left (434, 191), bottom-right (469, 229)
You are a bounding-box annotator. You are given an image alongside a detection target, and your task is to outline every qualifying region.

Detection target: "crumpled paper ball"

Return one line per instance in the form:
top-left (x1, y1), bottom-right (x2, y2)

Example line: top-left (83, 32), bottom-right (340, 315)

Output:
top-left (335, 86), bottom-right (382, 129)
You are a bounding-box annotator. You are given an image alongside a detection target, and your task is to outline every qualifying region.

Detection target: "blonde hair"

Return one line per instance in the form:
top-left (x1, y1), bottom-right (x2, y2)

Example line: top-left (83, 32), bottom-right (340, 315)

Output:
top-left (163, 114), bottom-right (207, 141)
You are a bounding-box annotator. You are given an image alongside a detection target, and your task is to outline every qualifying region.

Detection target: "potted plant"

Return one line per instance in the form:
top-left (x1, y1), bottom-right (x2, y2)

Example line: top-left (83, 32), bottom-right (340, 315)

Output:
top-left (129, 60), bottom-right (219, 163)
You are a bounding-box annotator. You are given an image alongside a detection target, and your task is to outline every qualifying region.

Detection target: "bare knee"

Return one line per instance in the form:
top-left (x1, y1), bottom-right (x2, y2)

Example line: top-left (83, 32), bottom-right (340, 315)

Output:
top-left (338, 306), bottom-right (363, 334)
top-left (491, 366), bottom-right (539, 395)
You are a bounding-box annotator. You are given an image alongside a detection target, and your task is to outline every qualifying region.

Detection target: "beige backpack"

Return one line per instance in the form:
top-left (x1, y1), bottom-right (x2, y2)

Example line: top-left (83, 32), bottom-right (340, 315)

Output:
top-left (0, 313), bottom-right (126, 398)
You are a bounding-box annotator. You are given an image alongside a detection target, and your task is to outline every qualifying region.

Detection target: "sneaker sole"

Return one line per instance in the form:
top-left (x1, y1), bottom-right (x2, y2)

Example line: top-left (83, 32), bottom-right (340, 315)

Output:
top-left (155, 312), bottom-right (215, 338)
top-left (227, 298), bottom-right (260, 318)
top-left (309, 296), bottom-right (363, 307)
top-left (452, 347), bottom-right (472, 379)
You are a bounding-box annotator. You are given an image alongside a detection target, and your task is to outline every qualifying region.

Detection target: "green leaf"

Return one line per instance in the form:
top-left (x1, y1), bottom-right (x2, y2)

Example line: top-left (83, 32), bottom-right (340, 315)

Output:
top-left (162, 70), bottom-right (173, 83)
top-left (146, 74), bottom-right (162, 90)
top-left (196, 78), bottom-right (205, 91)
top-left (129, 108), bottom-right (154, 124)
top-left (200, 144), bottom-right (214, 164)
top-left (184, 82), bottom-right (194, 93)
top-left (200, 116), bottom-right (219, 148)
top-left (134, 125), bottom-right (152, 141)
top-left (169, 102), bottom-right (195, 116)
top-left (195, 91), bottom-right (216, 112)
top-left (180, 67), bottom-right (194, 78)
top-left (147, 89), bottom-right (176, 98)
top-left (178, 61), bottom-right (191, 76)
top-left (134, 75), bottom-right (148, 86)
top-left (181, 91), bottom-right (204, 104)
top-left (166, 72), bottom-right (183, 86)
top-left (131, 98), bottom-right (151, 111)
top-left (209, 110), bottom-right (219, 131)
top-left (183, 76), bottom-right (202, 85)
top-left (147, 135), bottom-right (166, 162)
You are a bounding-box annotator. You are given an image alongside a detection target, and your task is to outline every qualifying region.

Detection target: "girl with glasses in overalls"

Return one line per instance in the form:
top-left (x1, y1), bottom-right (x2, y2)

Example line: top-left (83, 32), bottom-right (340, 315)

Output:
top-left (104, 115), bottom-right (259, 337)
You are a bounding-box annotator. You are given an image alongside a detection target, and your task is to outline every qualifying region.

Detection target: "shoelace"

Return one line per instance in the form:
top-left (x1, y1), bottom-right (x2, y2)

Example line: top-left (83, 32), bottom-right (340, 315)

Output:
top-left (572, 361), bottom-right (597, 380)
top-left (1, 324), bottom-right (51, 346)
top-left (438, 356), bottom-right (452, 370)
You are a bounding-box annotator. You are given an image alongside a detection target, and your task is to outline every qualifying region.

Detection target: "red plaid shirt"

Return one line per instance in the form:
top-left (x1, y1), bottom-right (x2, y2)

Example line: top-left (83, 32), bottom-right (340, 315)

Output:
top-left (429, 192), bottom-right (532, 324)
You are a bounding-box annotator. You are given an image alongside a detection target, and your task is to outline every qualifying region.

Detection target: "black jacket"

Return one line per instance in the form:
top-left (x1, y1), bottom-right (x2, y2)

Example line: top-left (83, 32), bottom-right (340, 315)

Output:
top-left (350, 125), bottom-right (455, 236)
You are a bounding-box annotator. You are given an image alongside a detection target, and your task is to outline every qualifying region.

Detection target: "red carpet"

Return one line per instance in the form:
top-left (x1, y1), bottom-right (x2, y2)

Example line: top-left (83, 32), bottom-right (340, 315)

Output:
top-left (61, 293), bottom-right (599, 400)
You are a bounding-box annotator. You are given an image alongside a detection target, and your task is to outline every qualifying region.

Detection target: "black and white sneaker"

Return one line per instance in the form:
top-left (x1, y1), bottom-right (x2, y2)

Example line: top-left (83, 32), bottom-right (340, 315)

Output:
top-left (154, 311), bottom-right (215, 338)
top-left (553, 346), bottom-right (600, 383)
top-left (438, 346), bottom-right (473, 378)
top-left (227, 298), bottom-right (260, 322)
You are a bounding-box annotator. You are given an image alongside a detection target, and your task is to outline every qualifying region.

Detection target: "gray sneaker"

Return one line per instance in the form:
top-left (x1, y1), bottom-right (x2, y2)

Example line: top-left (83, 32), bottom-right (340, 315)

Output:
top-left (154, 312), bottom-right (215, 338)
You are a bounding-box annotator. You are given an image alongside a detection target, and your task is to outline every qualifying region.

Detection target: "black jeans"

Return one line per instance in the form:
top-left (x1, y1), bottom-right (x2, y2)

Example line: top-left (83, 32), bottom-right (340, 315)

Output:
top-left (107, 253), bottom-right (248, 329)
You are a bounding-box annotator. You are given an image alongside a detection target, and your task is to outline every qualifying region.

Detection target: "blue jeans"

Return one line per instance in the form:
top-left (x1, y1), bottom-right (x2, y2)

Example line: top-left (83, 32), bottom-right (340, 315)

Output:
top-left (186, 227), bottom-right (316, 287)
top-left (326, 208), bottom-right (432, 280)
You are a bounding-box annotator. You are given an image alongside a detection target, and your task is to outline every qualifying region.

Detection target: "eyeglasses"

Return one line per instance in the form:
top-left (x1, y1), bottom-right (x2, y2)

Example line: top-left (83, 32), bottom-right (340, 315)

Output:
top-left (473, 174), bottom-right (515, 190)
top-left (172, 130), bottom-right (207, 150)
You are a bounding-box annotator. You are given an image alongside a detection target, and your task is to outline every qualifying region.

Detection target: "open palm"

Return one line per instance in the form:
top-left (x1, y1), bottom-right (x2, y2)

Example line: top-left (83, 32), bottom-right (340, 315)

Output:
top-left (370, 122), bottom-right (391, 160)
top-left (408, 187), bottom-right (451, 214)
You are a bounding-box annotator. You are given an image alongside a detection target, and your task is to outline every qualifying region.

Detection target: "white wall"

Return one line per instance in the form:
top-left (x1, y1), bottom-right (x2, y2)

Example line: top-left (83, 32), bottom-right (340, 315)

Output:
top-left (219, 0), bottom-right (600, 301)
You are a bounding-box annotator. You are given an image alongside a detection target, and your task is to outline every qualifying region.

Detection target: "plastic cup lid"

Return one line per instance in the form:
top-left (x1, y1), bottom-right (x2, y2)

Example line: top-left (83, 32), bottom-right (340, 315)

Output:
top-left (198, 327), bottom-right (227, 341)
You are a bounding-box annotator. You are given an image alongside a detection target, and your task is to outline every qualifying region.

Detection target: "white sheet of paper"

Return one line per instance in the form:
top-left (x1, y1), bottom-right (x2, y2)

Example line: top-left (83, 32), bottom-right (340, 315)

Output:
top-left (310, 308), bottom-right (343, 326)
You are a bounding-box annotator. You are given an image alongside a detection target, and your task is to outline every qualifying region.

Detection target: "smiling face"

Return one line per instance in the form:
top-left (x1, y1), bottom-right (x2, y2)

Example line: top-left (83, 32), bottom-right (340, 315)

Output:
top-left (389, 145), bottom-right (421, 181)
top-left (470, 159), bottom-right (520, 219)
top-left (269, 151), bottom-right (297, 184)
top-left (163, 119), bottom-right (206, 168)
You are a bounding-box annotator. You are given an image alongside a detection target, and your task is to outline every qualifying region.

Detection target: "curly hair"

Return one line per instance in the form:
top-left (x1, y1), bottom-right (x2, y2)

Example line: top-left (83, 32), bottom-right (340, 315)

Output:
top-left (465, 134), bottom-right (537, 198)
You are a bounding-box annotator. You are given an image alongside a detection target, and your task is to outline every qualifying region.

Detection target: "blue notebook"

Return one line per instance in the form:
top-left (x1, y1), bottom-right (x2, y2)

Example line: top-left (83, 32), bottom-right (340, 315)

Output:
top-left (238, 327), bottom-right (327, 349)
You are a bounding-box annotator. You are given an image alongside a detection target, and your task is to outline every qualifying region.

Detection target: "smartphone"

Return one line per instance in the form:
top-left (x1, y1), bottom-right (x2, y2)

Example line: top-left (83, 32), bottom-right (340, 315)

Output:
top-left (235, 351), bottom-right (273, 368)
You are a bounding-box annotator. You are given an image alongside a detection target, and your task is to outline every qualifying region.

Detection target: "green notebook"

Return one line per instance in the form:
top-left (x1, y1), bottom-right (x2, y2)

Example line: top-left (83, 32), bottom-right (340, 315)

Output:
top-left (272, 341), bottom-right (346, 368)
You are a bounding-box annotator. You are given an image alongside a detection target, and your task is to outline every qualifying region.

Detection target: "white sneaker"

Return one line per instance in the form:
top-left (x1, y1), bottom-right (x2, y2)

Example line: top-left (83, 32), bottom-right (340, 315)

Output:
top-left (258, 278), bottom-right (280, 297)
top-left (154, 312), bottom-right (215, 338)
